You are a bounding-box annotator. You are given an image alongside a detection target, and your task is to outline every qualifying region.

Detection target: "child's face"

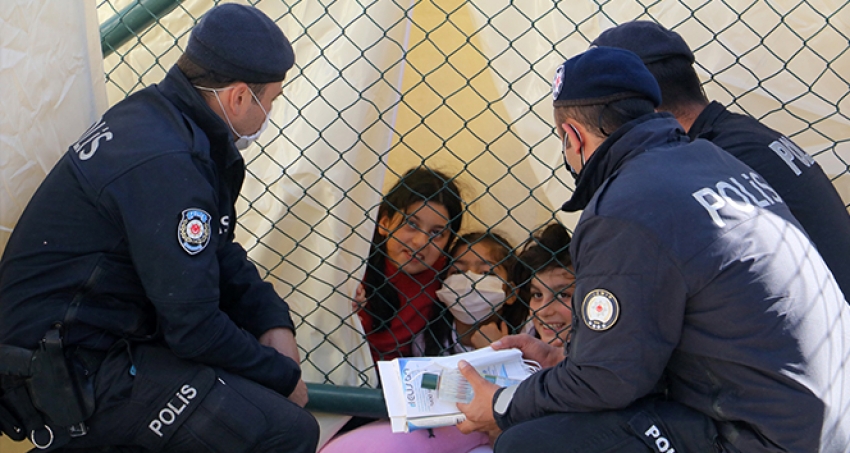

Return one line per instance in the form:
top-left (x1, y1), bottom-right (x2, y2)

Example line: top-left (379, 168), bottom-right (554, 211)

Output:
top-left (448, 242), bottom-right (509, 283)
top-left (379, 201), bottom-right (451, 275)
top-left (529, 267), bottom-right (575, 348)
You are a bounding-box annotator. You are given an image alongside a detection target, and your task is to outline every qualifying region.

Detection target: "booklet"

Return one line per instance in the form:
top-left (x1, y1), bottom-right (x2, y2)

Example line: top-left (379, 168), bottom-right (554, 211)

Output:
top-left (377, 347), bottom-right (538, 433)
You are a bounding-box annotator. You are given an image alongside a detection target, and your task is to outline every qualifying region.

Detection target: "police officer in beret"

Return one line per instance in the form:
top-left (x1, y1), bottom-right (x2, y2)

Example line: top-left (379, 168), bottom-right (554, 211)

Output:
top-left (455, 47), bottom-right (850, 452)
top-left (0, 4), bottom-right (318, 452)
top-left (591, 20), bottom-right (850, 302)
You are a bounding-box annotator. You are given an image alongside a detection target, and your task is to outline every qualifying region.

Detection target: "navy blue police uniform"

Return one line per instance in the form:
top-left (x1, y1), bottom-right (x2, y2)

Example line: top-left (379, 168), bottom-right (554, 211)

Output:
top-left (688, 101), bottom-right (850, 300)
top-left (493, 114), bottom-right (850, 453)
top-left (0, 65), bottom-right (317, 453)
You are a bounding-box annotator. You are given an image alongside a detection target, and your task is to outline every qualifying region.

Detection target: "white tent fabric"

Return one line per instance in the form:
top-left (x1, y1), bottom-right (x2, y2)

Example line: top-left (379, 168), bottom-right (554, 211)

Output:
top-left (239, 0), bottom-right (414, 390)
top-left (0, 0), bottom-right (107, 249)
top-left (1, 2), bottom-right (106, 451)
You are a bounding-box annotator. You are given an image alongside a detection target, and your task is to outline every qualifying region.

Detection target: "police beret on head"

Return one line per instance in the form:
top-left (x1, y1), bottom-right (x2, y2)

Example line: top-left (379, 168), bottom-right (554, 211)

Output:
top-left (185, 3), bottom-right (294, 83)
top-left (551, 46), bottom-right (662, 107)
top-left (590, 20), bottom-right (695, 64)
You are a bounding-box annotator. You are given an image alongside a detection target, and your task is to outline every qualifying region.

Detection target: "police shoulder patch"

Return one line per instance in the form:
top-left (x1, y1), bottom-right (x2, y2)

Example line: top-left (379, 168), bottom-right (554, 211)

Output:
top-left (178, 208), bottom-right (211, 255)
top-left (581, 289), bottom-right (619, 331)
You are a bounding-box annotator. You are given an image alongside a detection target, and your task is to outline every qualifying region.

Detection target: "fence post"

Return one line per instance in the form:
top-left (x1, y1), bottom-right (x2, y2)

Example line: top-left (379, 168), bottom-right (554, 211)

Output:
top-left (100, 0), bottom-right (184, 57)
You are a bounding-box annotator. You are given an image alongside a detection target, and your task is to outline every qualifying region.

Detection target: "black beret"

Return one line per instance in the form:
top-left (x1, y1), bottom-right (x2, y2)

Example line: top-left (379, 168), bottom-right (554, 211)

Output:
top-left (590, 20), bottom-right (694, 64)
top-left (185, 4), bottom-right (294, 83)
top-left (552, 47), bottom-right (662, 107)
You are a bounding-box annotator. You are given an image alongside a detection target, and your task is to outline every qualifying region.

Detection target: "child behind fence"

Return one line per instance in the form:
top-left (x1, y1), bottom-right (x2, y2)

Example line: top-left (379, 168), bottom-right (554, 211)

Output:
top-left (356, 167), bottom-right (464, 361)
top-left (324, 168), bottom-right (490, 453)
top-left (513, 222), bottom-right (575, 348)
top-left (424, 231), bottom-right (530, 355)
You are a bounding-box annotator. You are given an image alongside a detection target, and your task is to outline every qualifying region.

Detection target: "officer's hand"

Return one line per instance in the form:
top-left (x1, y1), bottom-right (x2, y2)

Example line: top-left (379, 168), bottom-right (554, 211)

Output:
top-left (491, 333), bottom-right (564, 369)
top-left (456, 360), bottom-right (501, 437)
top-left (259, 327), bottom-right (301, 363)
top-left (288, 378), bottom-right (309, 407)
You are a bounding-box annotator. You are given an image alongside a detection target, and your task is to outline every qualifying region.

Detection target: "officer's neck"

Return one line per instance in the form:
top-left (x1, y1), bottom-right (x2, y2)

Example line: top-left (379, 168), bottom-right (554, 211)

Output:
top-left (663, 101), bottom-right (707, 134)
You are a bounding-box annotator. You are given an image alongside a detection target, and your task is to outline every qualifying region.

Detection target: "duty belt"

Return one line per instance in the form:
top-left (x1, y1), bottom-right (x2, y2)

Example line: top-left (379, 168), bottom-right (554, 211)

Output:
top-left (0, 331), bottom-right (101, 449)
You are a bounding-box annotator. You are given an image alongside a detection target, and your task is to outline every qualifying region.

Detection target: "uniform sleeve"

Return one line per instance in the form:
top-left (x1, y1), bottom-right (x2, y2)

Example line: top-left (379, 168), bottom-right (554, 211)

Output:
top-left (217, 241), bottom-right (295, 337)
top-left (498, 215), bottom-right (687, 429)
top-left (102, 153), bottom-right (300, 396)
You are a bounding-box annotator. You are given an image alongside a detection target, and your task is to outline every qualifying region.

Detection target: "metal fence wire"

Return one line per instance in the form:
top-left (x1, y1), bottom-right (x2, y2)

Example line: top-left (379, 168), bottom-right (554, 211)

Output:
top-left (96, 0), bottom-right (850, 394)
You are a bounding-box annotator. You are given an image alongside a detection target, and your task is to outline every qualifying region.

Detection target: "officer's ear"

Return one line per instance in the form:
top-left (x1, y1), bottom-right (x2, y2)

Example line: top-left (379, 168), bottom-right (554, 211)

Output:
top-left (561, 121), bottom-right (583, 152)
top-left (224, 83), bottom-right (255, 118)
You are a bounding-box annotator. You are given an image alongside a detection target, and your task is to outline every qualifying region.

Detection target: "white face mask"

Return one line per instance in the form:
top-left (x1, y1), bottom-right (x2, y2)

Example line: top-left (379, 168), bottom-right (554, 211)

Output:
top-left (436, 271), bottom-right (507, 325)
top-left (195, 85), bottom-right (271, 150)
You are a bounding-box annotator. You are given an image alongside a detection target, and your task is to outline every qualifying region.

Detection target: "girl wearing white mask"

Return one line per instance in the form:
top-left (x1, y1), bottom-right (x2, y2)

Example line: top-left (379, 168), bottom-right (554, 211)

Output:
top-left (427, 232), bottom-right (530, 355)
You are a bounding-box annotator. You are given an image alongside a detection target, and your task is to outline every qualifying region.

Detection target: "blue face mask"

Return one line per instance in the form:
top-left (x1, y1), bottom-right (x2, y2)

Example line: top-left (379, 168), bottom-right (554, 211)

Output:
top-left (195, 85), bottom-right (270, 150)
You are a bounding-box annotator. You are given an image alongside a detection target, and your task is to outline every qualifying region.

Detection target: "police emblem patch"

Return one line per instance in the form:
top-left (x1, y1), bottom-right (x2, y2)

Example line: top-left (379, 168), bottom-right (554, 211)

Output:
top-left (552, 64), bottom-right (565, 101)
top-left (581, 289), bottom-right (619, 331)
top-left (178, 209), bottom-right (211, 255)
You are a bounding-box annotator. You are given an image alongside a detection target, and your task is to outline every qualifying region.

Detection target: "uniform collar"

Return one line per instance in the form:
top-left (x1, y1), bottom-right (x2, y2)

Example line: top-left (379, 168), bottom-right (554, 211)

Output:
top-left (687, 101), bottom-right (726, 141)
top-left (561, 112), bottom-right (686, 212)
top-left (157, 65), bottom-right (244, 168)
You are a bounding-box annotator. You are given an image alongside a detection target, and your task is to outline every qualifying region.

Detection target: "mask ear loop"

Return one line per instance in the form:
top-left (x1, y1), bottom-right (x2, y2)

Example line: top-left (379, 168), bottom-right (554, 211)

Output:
top-left (195, 85), bottom-right (269, 140)
top-left (569, 125), bottom-right (586, 169)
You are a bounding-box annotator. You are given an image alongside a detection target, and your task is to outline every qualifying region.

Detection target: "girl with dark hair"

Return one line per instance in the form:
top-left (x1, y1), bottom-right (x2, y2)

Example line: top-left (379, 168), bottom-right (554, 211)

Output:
top-left (358, 167), bottom-right (464, 361)
top-left (426, 231), bottom-right (527, 355)
top-left (513, 223), bottom-right (575, 348)
top-left (322, 168), bottom-right (490, 453)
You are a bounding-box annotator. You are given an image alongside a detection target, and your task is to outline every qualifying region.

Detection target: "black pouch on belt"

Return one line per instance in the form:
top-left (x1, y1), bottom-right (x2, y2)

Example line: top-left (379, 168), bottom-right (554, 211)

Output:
top-left (27, 328), bottom-right (95, 427)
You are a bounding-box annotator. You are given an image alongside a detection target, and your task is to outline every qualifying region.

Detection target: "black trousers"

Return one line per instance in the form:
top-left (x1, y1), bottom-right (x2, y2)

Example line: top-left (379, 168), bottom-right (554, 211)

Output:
top-left (495, 398), bottom-right (724, 453)
top-left (47, 343), bottom-right (318, 453)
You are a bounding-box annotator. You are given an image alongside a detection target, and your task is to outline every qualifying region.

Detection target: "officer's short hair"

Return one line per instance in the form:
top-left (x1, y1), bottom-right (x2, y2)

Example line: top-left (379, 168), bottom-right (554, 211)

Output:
top-left (643, 57), bottom-right (708, 114)
top-left (554, 98), bottom-right (656, 138)
top-left (177, 53), bottom-right (267, 96)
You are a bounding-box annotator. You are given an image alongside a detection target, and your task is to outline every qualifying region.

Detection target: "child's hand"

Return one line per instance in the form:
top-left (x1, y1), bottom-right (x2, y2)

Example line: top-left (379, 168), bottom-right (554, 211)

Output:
top-left (351, 283), bottom-right (366, 312)
top-left (471, 321), bottom-right (509, 349)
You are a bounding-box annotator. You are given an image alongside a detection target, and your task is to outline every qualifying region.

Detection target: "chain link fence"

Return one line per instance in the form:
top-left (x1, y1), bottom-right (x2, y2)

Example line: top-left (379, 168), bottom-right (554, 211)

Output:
top-left (96, 0), bottom-right (850, 395)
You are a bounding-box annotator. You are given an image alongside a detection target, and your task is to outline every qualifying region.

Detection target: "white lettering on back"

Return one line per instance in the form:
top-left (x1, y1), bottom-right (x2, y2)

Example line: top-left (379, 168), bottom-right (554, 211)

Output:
top-left (72, 119), bottom-right (113, 161)
top-left (692, 173), bottom-right (782, 228)
top-left (768, 136), bottom-right (815, 176)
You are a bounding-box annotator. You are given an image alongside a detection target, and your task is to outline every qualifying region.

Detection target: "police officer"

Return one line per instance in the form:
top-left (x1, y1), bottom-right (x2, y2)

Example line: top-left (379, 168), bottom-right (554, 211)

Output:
top-left (0, 4), bottom-right (318, 452)
top-left (455, 47), bottom-right (850, 452)
top-left (591, 20), bottom-right (850, 301)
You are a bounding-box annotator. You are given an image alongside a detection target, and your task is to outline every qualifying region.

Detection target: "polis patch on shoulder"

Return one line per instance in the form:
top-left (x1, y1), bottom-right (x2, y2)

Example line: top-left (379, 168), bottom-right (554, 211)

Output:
top-left (178, 209), bottom-right (211, 255)
top-left (581, 289), bottom-right (620, 331)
